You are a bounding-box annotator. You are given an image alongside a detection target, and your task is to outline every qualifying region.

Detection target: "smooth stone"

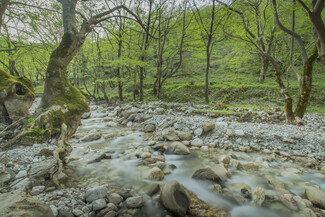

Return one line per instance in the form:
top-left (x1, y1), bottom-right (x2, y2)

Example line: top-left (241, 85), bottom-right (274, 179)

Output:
top-left (92, 199), bottom-right (107, 211)
top-left (108, 193), bottom-right (123, 205)
top-left (167, 142), bottom-right (190, 155)
top-left (125, 196), bottom-right (144, 208)
top-left (305, 186), bottom-right (325, 209)
top-left (194, 128), bottom-right (203, 136)
top-left (192, 166), bottom-right (222, 183)
top-left (81, 132), bottom-right (101, 142)
top-left (160, 180), bottom-right (190, 217)
top-left (148, 167), bottom-right (164, 181)
top-left (177, 131), bottom-right (192, 141)
top-left (191, 138), bottom-right (203, 147)
top-left (85, 186), bottom-right (108, 203)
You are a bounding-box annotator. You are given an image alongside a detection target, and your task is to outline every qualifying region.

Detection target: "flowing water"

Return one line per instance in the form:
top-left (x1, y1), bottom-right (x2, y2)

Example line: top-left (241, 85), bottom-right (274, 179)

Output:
top-left (64, 106), bottom-right (325, 217)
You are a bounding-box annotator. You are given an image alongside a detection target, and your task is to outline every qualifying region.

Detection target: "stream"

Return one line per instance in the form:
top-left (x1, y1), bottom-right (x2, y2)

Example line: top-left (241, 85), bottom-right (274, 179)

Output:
top-left (63, 104), bottom-right (325, 217)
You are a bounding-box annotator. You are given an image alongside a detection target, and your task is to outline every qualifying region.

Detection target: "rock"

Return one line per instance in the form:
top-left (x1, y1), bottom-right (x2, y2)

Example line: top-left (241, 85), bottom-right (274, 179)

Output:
top-left (194, 128), bottom-right (203, 136)
top-left (167, 142), bottom-right (190, 155)
top-left (214, 163), bottom-right (231, 178)
top-left (81, 131), bottom-right (101, 142)
top-left (125, 196), bottom-right (144, 208)
top-left (50, 205), bottom-right (58, 217)
top-left (141, 152), bottom-right (151, 159)
top-left (202, 122), bottom-right (215, 133)
top-left (148, 167), bottom-right (164, 181)
top-left (305, 186), bottom-right (325, 209)
top-left (208, 184), bottom-right (222, 194)
top-left (11, 177), bottom-right (31, 190)
top-left (177, 131), bottom-right (192, 141)
top-left (252, 186), bottom-right (265, 206)
top-left (58, 210), bottom-right (74, 217)
top-left (92, 199), bottom-right (107, 211)
top-left (144, 183), bottom-right (160, 196)
top-left (0, 170), bottom-right (11, 185)
top-left (85, 186), bottom-right (108, 203)
top-left (234, 129), bottom-right (245, 136)
top-left (160, 180), bottom-right (190, 217)
top-left (192, 166), bottom-right (222, 183)
top-left (200, 146), bottom-right (209, 152)
top-left (162, 129), bottom-right (180, 141)
top-left (144, 124), bottom-right (155, 132)
top-left (0, 190), bottom-right (54, 217)
top-left (15, 170), bottom-right (27, 179)
top-left (279, 194), bottom-right (298, 211)
top-left (127, 114), bottom-right (136, 122)
top-left (104, 211), bottom-right (117, 217)
top-left (30, 185), bottom-right (45, 196)
top-left (72, 209), bottom-right (83, 216)
top-left (237, 162), bottom-right (259, 171)
top-left (29, 159), bottom-right (56, 178)
top-left (265, 175), bottom-right (286, 189)
top-left (108, 193), bottom-right (123, 205)
top-left (191, 138), bottom-right (203, 147)
top-left (106, 203), bottom-right (118, 211)
top-left (106, 121), bottom-right (118, 127)
top-left (219, 155), bottom-right (231, 165)
top-left (104, 133), bottom-right (117, 139)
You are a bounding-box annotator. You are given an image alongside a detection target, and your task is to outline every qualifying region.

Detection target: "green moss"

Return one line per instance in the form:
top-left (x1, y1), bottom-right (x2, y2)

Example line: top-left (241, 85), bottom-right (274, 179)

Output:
top-left (50, 81), bottom-right (89, 123)
top-left (0, 69), bottom-right (35, 104)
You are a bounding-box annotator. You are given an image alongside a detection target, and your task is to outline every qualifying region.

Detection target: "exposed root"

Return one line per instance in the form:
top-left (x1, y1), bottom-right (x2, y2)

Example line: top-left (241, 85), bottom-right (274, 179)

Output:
top-left (1, 105), bottom-right (68, 150)
top-left (52, 123), bottom-right (71, 188)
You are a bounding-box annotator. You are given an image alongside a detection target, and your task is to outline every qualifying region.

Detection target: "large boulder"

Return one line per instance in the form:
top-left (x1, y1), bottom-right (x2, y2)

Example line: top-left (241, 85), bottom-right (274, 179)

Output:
top-left (0, 70), bottom-right (35, 123)
top-left (167, 142), bottom-right (190, 155)
top-left (305, 186), bottom-right (325, 209)
top-left (160, 180), bottom-right (191, 216)
top-left (0, 190), bottom-right (54, 217)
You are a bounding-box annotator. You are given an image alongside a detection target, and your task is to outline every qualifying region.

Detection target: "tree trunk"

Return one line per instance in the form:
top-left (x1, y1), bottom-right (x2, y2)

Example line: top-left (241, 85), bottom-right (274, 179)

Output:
top-left (259, 57), bottom-right (268, 83)
top-left (266, 54), bottom-right (295, 123)
top-left (294, 47), bottom-right (318, 118)
top-left (0, 0), bottom-right (9, 31)
top-left (41, 0), bottom-right (88, 135)
top-left (205, 52), bottom-right (210, 103)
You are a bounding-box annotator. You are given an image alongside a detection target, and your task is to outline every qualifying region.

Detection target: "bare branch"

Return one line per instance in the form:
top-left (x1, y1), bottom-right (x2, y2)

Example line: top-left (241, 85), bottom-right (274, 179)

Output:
top-left (271, 0), bottom-right (308, 63)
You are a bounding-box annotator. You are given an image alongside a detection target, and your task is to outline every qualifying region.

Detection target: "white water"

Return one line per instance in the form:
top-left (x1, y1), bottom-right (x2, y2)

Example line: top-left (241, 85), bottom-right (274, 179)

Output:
top-left (64, 111), bottom-right (325, 217)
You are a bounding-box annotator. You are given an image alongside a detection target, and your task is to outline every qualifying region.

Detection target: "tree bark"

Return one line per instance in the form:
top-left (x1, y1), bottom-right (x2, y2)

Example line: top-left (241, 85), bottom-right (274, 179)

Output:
top-left (259, 57), bottom-right (268, 83)
top-left (294, 47), bottom-right (318, 118)
top-left (0, 0), bottom-right (9, 31)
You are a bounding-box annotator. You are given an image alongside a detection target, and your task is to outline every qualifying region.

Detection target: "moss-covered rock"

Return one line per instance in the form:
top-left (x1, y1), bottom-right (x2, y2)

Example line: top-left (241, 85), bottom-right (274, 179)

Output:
top-left (0, 69), bottom-right (35, 123)
top-left (187, 190), bottom-right (229, 217)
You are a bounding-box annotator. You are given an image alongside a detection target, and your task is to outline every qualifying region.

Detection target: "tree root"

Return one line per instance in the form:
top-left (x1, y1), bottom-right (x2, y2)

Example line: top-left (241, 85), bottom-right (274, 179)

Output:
top-left (51, 123), bottom-right (71, 188)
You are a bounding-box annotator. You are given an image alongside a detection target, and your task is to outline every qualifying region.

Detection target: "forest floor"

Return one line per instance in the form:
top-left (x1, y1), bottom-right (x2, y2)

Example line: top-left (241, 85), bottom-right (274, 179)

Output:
top-left (1, 100), bottom-right (325, 217)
